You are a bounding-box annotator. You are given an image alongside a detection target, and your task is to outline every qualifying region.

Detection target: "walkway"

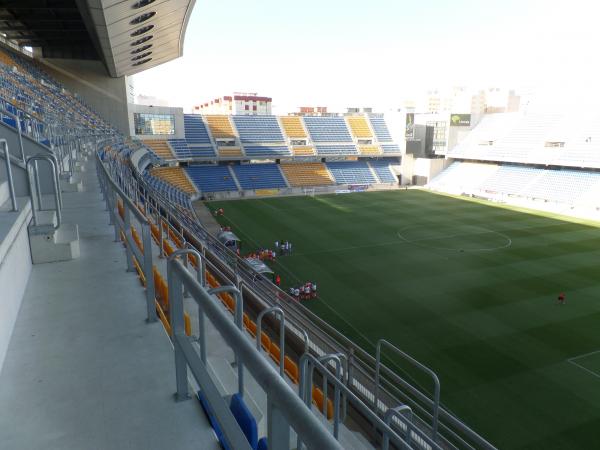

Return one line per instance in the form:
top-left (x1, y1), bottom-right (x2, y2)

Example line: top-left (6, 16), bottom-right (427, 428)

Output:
top-left (0, 157), bottom-right (218, 450)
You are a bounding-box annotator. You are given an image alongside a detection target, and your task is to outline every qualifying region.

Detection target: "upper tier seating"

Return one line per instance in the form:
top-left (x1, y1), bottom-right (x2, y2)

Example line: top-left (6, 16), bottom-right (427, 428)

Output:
top-left (243, 146), bottom-right (291, 158)
top-left (280, 116), bottom-right (307, 138)
top-left (232, 164), bottom-right (287, 190)
top-left (143, 140), bottom-right (175, 159)
top-left (369, 160), bottom-right (397, 183)
top-left (304, 117), bottom-right (353, 143)
top-left (315, 144), bottom-right (358, 156)
top-left (184, 115), bottom-right (212, 144)
top-left (169, 139), bottom-right (216, 158)
top-left (358, 145), bottom-right (381, 156)
top-left (291, 146), bottom-right (315, 156)
top-left (326, 161), bottom-right (377, 184)
top-left (232, 116), bottom-right (285, 143)
top-left (346, 116), bottom-right (373, 138)
top-left (205, 115), bottom-right (236, 139)
top-left (218, 146), bottom-right (244, 158)
top-left (150, 167), bottom-right (197, 194)
top-left (368, 116), bottom-right (393, 142)
top-left (381, 144), bottom-right (401, 154)
top-left (186, 165), bottom-right (238, 193)
top-left (280, 163), bottom-right (334, 186)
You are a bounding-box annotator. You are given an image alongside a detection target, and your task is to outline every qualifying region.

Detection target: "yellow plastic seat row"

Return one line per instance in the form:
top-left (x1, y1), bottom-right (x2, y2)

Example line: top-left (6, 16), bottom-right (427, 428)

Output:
top-left (144, 139), bottom-right (175, 159)
top-left (280, 116), bottom-right (307, 138)
top-left (346, 115), bottom-right (373, 138)
top-left (150, 166), bottom-right (197, 194)
top-left (358, 145), bottom-right (381, 155)
top-left (218, 146), bottom-right (243, 157)
top-left (292, 146), bottom-right (315, 156)
top-left (280, 163), bottom-right (334, 186)
top-left (205, 115), bottom-right (236, 138)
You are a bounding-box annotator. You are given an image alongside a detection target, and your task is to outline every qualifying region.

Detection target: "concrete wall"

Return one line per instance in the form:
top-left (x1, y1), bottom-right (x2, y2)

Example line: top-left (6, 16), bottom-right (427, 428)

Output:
top-left (0, 203), bottom-right (32, 371)
top-left (37, 58), bottom-right (130, 135)
top-left (401, 155), bottom-right (451, 186)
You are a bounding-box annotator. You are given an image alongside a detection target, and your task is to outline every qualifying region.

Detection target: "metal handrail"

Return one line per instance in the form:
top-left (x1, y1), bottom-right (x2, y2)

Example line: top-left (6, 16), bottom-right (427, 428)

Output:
top-left (0, 139), bottom-right (18, 211)
top-left (167, 257), bottom-right (343, 450)
top-left (256, 306), bottom-right (285, 377)
top-left (26, 155), bottom-right (60, 229)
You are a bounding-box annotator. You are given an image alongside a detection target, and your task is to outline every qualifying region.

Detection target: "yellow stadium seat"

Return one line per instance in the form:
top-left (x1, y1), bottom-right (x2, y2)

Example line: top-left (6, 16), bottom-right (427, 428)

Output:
top-left (346, 116), bottom-right (373, 138)
top-left (206, 115), bottom-right (236, 138)
top-left (218, 146), bottom-right (243, 157)
top-left (280, 116), bottom-right (307, 138)
top-left (292, 146), bottom-right (315, 156)
top-left (150, 166), bottom-right (197, 194)
top-left (143, 140), bottom-right (175, 159)
top-left (358, 145), bottom-right (381, 156)
top-left (280, 163), bottom-right (334, 187)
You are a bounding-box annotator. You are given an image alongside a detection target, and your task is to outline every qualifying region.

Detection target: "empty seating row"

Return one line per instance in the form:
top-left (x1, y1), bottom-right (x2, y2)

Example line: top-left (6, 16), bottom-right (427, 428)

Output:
top-left (143, 140), bottom-right (175, 159)
top-left (369, 160), bottom-right (397, 183)
top-left (232, 164), bottom-right (287, 190)
top-left (304, 116), bottom-right (353, 143)
top-left (150, 166), bottom-right (197, 194)
top-left (183, 114), bottom-right (212, 144)
top-left (232, 115), bottom-right (285, 143)
top-left (243, 146), bottom-right (292, 158)
top-left (205, 115), bottom-right (236, 138)
top-left (218, 146), bottom-right (244, 158)
top-left (186, 165), bottom-right (238, 192)
top-left (381, 144), bottom-right (401, 154)
top-left (358, 145), bottom-right (381, 155)
top-left (169, 139), bottom-right (216, 158)
top-left (346, 116), bottom-right (373, 138)
top-left (315, 144), bottom-right (358, 156)
top-left (326, 161), bottom-right (377, 184)
top-left (368, 116), bottom-right (393, 142)
top-left (280, 163), bottom-right (334, 186)
top-left (279, 116), bottom-right (307, 138)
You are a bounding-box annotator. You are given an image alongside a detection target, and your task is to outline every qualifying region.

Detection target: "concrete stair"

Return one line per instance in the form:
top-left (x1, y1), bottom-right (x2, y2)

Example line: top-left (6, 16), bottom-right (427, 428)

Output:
top-left (60, 173), bottom-right (84, 193)
top-left (28, 210), bottom-right (80, 264)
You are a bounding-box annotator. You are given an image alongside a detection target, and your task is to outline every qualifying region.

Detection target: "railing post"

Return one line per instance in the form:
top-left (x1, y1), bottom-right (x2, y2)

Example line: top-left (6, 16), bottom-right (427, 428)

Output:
top-left (123, 204), bottom-right (135, 272)
top-left (0, 140), bottom-right (18, 212)
top-left (256, 306), bottom-right (285, 377)
top-left (167, 257), bottom-right (190, 402)
top-left (141, 222), bottom-right (157, 322)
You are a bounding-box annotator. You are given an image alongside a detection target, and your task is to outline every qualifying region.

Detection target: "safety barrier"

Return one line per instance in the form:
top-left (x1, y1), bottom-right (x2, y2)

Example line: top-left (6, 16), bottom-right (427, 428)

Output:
top-left (0, 139), bottom-right (17, 211)
top-left (26, 154), bottom-right (61, 229)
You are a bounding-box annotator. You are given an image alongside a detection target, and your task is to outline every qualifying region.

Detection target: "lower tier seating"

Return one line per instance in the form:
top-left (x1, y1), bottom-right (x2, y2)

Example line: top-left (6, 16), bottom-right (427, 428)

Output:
top-left (186, 165), bottom-right (238, 193)
top-left (326, 161), bottom-right (377, 184)
top-left (280, 163), bottom-right (334, 186)
top-left (232, 164), bottom-right (287, 190)
top-left (369, 160), bottom-right (397, 183)
top-left (150, 167), bottom-right (197, 194)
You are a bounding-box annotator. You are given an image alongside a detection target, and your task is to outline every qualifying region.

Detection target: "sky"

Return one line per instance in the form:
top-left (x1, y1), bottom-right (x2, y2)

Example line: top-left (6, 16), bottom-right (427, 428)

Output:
top-left (133, 0), bottom-right (600, 114)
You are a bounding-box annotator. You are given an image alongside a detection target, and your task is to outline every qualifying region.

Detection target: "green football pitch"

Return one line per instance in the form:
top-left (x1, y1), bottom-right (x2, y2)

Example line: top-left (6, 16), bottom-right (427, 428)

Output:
top-left (208, 189), bottom-right (600, 449)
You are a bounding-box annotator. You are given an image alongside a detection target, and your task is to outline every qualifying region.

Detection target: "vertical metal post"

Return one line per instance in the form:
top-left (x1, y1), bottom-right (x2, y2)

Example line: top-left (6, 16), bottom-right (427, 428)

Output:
top-left (141, 222), bottom-right (157, 322)
top-left (167, 258), bottom-right (190, 401)
top-left (34, 161), bottom-right (43, 210)
top-left (256, 307), bottom-right (285, 377)
top-left (0, 140), bottom-right (18, 212)
top-left (123, 205), bottom-right (135, 272)
top-left (383, 405), bottom-right (413, 450)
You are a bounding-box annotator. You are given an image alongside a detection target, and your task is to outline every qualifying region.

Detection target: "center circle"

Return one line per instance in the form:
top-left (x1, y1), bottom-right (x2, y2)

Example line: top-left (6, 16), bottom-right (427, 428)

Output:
top-left (397, 224), bottom-right (512, 252)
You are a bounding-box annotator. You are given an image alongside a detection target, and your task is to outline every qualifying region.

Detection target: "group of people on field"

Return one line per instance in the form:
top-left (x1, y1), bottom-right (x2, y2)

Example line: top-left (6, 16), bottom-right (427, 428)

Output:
top-left (289, 282), bottom-right (317, 301)
top-left (246, 248), bottom-right (277, 261)
top-left (274, 240), bottom-right (293, 255)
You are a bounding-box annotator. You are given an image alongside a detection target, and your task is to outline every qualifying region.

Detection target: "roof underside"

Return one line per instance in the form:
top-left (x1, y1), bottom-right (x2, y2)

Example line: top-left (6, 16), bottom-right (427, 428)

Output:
top-left (0, 0), bottom-right (196, 77)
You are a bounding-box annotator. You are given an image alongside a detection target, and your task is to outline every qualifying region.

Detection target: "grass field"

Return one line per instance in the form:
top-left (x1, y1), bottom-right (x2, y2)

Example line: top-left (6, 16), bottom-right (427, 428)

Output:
top-left (208, 189), bottom-right (600, 449)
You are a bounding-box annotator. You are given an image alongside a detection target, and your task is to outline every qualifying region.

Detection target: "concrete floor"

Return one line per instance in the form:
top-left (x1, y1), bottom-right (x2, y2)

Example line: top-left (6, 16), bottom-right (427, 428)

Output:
top-left (0, 159), bottom-right (219, 450)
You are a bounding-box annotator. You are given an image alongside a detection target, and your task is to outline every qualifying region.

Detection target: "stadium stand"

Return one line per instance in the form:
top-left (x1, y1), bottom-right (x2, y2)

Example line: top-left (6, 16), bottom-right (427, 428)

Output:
top-left (291, 145), bottom-right (315, 156)
top-left (243, 145), bottom-right (291, 158)
top-left (358, 144), bottom-right (381, 155)
top-left (232, 115), bottom-right (285, 143)
top-left (280, 116), bottom-right (307, 138)
top-left (326, 161), bottom-right (378, 184)
top-left (315, 144), bottom-right (358, 156)
top-left (218, 146), bottom-right (244, 158)
top-left (381, 144), bottom-right (401, 154)
top-left (428, 161), bottom-right (500, 192)
top-left (369, 160), bottom-right (397, 183)
top-left (369, 116), bottom-right (393, 142)
top-left (232, 163), bottom-right (287, 190)
top-left (346, 115), bottom-right (373, 138)
top-left (280, 162), bottom-right (334, 186)
top-left (169, 138), bottom-right (216, 158)
top-left (183, 114), bottom-right (212, 144)
top-left (185, 165), bottom-right (238, 192)
top-left (142, 139), bottom-right (175, 159)
top-left (150, 166), bottom-right (197, 195)
top-left (304, 116), bottom-right (353, 142)
top-left (205, 115), bottom-right (236, 138)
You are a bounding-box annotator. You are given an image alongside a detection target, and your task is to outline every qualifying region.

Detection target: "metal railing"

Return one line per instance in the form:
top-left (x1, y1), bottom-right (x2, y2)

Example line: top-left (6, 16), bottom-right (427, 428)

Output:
top-left (168, 256), bottom-right (343, 450)
top-left (0, 139), bottom-right (18, 211)
top-left (26, 155), bottom-right (61, 229)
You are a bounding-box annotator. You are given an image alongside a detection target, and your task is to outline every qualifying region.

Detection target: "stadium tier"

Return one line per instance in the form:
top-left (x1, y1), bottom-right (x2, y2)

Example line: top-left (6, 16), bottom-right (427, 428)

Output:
top-left (280, 162), bottom-right (334, 186)
top-left (304, 116), bottom-right (353, 142)
top-left (150, 166), bottom-right (197, 195)
top-left (232, 115), bottom-right (285, 143)
top-left (279, 116), bottom-right (307, 138)
top-left (326, 161), bottom-right (378, 184)
top-left (205, 115), bottom-right (236, 138)
top-left (369, 159), bottom-right (398, 183)
top-left (232, 163), bottom-right (287, 190)
top-left (346, 115), bottom-right (373, 138)
top-left (183, 114), bottom-right (212, 144)
top-left (142, 139), bottom-right (175, 159)
top-left (185, 165), bottom-right (238, 192)
top-left (242, 145), bottom-right (291, 158)
top-left (368, 116), bottom-right (393, 142)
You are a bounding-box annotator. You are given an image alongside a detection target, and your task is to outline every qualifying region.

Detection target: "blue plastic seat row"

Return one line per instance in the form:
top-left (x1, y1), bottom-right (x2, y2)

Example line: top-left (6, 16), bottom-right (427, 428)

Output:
top-left (315, 144), bottom-right (358, 155)
top-left (369, 117), bottom-right (393, 142)
top-left (232, 163), bottom-right (287, 190)
top-left (232, 116), bottom-right (285, 143)
top-left (184, 114), bottom-right (212, 144)
top-left (243, 146), bottom-right (291, 158)
top-left (326, 161), bottom-right (378, 184)
top-left (369, 160), bottom-right (397, 183)
top-left (303, 116), bottom-right (353, 143)
top-left (186, 165), bottom-right (238, 192)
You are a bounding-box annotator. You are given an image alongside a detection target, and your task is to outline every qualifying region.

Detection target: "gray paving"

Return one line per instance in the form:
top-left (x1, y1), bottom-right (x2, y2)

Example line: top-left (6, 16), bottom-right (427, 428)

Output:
top-left (0, 159), bottom-right (219, 450)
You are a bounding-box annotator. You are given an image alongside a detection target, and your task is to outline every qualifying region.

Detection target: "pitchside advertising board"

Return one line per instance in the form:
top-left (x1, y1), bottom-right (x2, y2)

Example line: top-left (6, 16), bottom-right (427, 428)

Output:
top-left (450, 114), bottom-right (471, 127)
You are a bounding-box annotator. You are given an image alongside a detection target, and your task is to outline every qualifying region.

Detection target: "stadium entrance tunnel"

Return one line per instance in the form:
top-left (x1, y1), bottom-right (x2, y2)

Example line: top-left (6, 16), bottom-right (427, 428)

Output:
top-left (397, 224), bottom-right (512, 252)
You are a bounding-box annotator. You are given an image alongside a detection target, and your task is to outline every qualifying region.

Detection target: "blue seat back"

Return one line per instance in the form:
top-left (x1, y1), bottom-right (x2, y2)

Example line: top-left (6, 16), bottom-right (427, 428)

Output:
top-left (230, 393), bottom-right (258, 450)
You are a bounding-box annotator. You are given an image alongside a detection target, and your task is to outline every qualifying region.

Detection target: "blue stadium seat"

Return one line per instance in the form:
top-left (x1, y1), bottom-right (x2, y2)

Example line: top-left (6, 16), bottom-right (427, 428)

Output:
top-left (326, 161), bottom-right (377, 184)
top-left (315, 144), bottom-right (358, 156)
top-left (304, 116), bottom-right (353, 142)
top-left (184, 114), bottom-right (212, 144)
top-left (257, 437), bottom-right (268, 450)
top-left (381, 144), bottom-right (400, 154)
top-left (369, 117), bottom-right (393, 142)
top-left (186, 165), bottom-right (238, 192)
top-left (243, 146), bottom-right (291, 158)
top-left (230, 393), bottom-right (258, 450)
top-left (232, 164), bottom-right (287, 190)
top-left (169, 139), bottom-right (216, 158)
top-left (232, 116), bottom-right (285, 143)
top-left (369, 160), bottom-right (397, 183)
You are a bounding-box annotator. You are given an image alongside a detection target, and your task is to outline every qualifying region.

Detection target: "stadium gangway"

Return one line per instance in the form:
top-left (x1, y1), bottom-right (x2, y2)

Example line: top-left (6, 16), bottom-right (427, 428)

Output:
top-left (104, 143), bottom-right (498, 450)
top-left (167, 256), bottom-right (343, 450)
top-left (0, 139), bottom-right (18, 211)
